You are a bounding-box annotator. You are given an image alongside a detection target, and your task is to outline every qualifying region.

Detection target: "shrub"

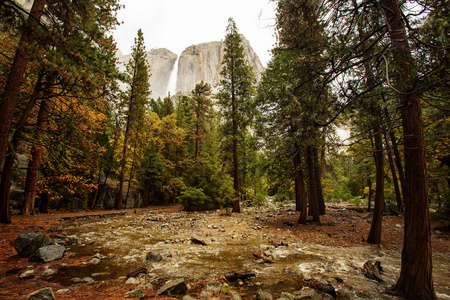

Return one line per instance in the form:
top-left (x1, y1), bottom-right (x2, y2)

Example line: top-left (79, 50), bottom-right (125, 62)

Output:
top-left (178, 186), bottom-right (211, 211)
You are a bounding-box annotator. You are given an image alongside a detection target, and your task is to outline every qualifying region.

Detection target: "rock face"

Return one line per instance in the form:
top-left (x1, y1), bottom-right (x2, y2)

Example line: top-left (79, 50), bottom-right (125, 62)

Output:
top-left (116, 35), bottom-right (264, 100)
top-left (117, 48), bottom-right (177, 100)
top-left (11, 231), bottom-right (53, 257)
top-left (176, 35), bottom-right (264, 94)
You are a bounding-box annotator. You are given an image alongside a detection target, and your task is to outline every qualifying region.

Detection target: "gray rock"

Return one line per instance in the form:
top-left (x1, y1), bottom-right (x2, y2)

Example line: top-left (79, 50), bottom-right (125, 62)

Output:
top-left (139, 282), bottom-right (154, 290)
top-left (176, 36), bottom-right (264, 95)
top-left (116, 48), bottom-right (177, 100)
top-left (200, 291), bottom-right (213, 298)
top-left (20, 269), bottom-right (35, 279)
top-left (145, 250), bottom-right (162, 262)
top-left (71, 277), bottom-right (82, 283)
top-left (26, 287), bottom-right (54, 299)
top-left (90, 257), bottom-right (101, 264)
top-left (81, 276), bottom-right (95, 283)
top-left (206, 281), bottom-right (223, 294)
top-left (55, 289), bottom-right (70, 294)
top-left (182, 296), bottom-right (197, 300)
top-left (126, 277), bottom-right (140, 284)
top-left (278, 292), bottom-right (294, 300)
top-left (41, 268), bottom-right (56, 277)
top-left (67, 235), bottom-right (79, 245)
top-left (293, 288), bottom-right (322, 300)
top-left (29, 245), bottom-right (65, 262)
top-left (157, 278), bottom-right (187, 295)
top-left (123, 289), bottom-right (145, 299)
top-left (256, 290), bottom-right (273, 300)
top-left (232, 293), bottom-right (243, 300)
top-left (11, 231), bottom-right (53, 257)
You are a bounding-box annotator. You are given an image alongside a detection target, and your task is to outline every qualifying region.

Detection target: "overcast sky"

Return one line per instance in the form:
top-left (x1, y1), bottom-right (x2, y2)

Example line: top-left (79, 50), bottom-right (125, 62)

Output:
top-left (112, 0), bottom-right (277, 66)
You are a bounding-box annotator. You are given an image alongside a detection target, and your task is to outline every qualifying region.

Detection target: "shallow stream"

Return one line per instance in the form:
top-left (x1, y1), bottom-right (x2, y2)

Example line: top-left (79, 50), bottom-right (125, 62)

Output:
top-left (49, 209), bottom-right (450, 299)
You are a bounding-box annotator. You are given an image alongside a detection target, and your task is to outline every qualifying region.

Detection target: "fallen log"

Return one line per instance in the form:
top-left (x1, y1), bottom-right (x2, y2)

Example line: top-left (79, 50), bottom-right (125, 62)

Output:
top-left (224, 270), bottom-right (256, 281)
top-left (362, 260), bottom-right (384, 282)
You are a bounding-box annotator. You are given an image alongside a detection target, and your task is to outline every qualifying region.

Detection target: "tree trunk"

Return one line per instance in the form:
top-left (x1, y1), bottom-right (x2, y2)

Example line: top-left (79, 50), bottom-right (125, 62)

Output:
top-left (385, 133), bottom-right (403, 212)
top-left (22, 99), bottom-right (48, 215)
top-left (0, 70), bottom-right (45, 223)
top-left (390, 131), bottom-right (406, 201)
top-left (294, 146), bottom-right (307, 223)
top-left (0, 0), bottom-right (46, 167)
top-left (313, 146), bottom-right (326, 215)
top-left (38, 192), bottom-right (48, 213)
top-left (367, 119), bottom-right (385, 244)
top-left (306, 146), bottom-right (320, 223)
top-left (380, 0), bottom-right (436, 298)
top-left (117, 115), bottom-right (132, 210)
top-left (367, 176), bottom-right (372, 212)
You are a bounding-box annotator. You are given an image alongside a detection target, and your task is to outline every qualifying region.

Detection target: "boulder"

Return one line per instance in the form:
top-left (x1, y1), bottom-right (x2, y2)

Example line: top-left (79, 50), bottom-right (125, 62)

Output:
top-left (29, 245), bottom-right (65, 262)
top-left (123, 289), bottom-right (145, 299)
top-left (256, 290), bottom-right (273, 300)
top-left (157, 278), bottom-right (187, 295)
top-left (26, 287), bottom-right (54, 299)
top-left (293, 288), bottom-right (322, 300)
top-left (11, 231), bottom-right (53, 257)
top-left (145, 251), bottom-right (162, 262)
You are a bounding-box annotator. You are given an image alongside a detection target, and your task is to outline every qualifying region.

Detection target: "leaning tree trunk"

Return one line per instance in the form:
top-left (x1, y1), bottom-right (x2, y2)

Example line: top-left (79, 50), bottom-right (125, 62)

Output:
top-left (367, 119), bottom-right (385, 244)
top-left (0, 0), bottom-right (46, 168)
top-left (0, 0), bottom-right (46, 224)
top-left (380, 0), bottom-right (436, 298)
top-left (22, 99), bottom-right (48, 215)
top-left (385, 133), bottom-right (403, 212)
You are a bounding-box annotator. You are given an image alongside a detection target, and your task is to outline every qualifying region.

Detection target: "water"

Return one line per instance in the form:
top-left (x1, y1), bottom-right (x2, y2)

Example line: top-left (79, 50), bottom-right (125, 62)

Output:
top-left (167, 55), bottom-right (179, 96)
top-left (49, 209), bottom-right (450, 299)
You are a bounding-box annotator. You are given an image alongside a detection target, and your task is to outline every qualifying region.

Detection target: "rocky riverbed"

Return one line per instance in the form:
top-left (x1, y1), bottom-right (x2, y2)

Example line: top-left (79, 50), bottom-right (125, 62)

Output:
top-left (1, 204), bottom-right (449, 299)
top-left (43, 204), bottom-right (450, 299)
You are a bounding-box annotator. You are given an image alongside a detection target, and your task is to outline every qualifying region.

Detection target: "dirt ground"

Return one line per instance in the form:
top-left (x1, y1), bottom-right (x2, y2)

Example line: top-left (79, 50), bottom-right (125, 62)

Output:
top-left (0, 205), bottom-right (448, 299)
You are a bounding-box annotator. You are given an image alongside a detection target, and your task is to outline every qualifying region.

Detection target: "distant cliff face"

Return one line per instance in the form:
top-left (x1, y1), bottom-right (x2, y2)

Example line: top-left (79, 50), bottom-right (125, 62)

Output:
top-left (116, 48), bottom-right (177, 100)
top-left (116, 35), bottom-right (264, 99)
top-left (176, 35), bottom-right (264, 94)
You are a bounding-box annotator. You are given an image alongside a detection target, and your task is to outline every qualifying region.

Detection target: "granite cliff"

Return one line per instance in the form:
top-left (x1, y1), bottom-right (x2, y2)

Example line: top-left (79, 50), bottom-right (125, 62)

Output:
top-left (116, 48), bottom-right (177, 100)
top-left (116, 35), bottom-right (264, 99)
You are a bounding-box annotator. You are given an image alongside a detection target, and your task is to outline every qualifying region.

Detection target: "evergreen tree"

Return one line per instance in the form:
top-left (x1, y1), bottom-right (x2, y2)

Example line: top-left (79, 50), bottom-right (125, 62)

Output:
top-left (216, 18), bottom-right (256, 213)
top-left (117, 29), bottom-right (150, 209)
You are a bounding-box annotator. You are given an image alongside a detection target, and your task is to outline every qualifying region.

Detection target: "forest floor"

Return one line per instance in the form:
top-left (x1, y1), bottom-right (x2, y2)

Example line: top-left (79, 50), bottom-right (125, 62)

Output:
top-left (0, 204), bottom-right (449, 299)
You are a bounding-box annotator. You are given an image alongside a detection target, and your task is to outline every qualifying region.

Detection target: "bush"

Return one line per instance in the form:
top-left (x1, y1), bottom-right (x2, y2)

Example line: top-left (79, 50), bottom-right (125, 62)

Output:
top-left (253, 192), bottom-right (266, 206)
top-left (177, 186), bottom-right (211, 211)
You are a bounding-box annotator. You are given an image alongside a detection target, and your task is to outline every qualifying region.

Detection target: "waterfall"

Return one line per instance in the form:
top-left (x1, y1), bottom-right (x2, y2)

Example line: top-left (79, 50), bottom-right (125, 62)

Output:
top-left (167, 55), bottom-right (179, 96)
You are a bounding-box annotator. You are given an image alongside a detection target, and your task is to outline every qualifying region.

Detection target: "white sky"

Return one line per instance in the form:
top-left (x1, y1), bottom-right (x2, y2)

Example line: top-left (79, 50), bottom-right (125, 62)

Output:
top-left (112, 0), bottom-right (277, 66)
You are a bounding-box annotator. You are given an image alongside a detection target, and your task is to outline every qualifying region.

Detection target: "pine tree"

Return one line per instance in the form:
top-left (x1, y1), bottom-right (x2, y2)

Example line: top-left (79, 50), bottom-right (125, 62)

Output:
top-left (217, 18), bottom-right (256, 213)
top-left (117, 29), bottom-right (150, 209)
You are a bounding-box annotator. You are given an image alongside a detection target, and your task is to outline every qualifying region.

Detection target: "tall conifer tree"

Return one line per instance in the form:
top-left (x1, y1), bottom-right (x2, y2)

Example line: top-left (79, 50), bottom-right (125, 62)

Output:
top-left (117, 29), bottom-right (150, 209)
top-left (217, 18), bottom-right (255, 213)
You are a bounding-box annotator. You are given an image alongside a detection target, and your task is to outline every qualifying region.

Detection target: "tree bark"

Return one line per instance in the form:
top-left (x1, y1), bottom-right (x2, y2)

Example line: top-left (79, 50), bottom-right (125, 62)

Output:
top-left (380, 0), bottom-right (436, 298)
top-left (22, 99), bottom-right (48, 215)
top-left (0, 0), bottom-right (46, 168)
top-left (390, 131), bottom-right (406, 201)
top-left (306, 145), bottom-right (320, 223)
top-left (367, 119), bottom-right (385, 244)
top-left (385, 133), bottom-right (403, 212)
top-left (313, 146), bottom-right (326, 215)
top-left (294, 145), bottom-right (307, 223)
